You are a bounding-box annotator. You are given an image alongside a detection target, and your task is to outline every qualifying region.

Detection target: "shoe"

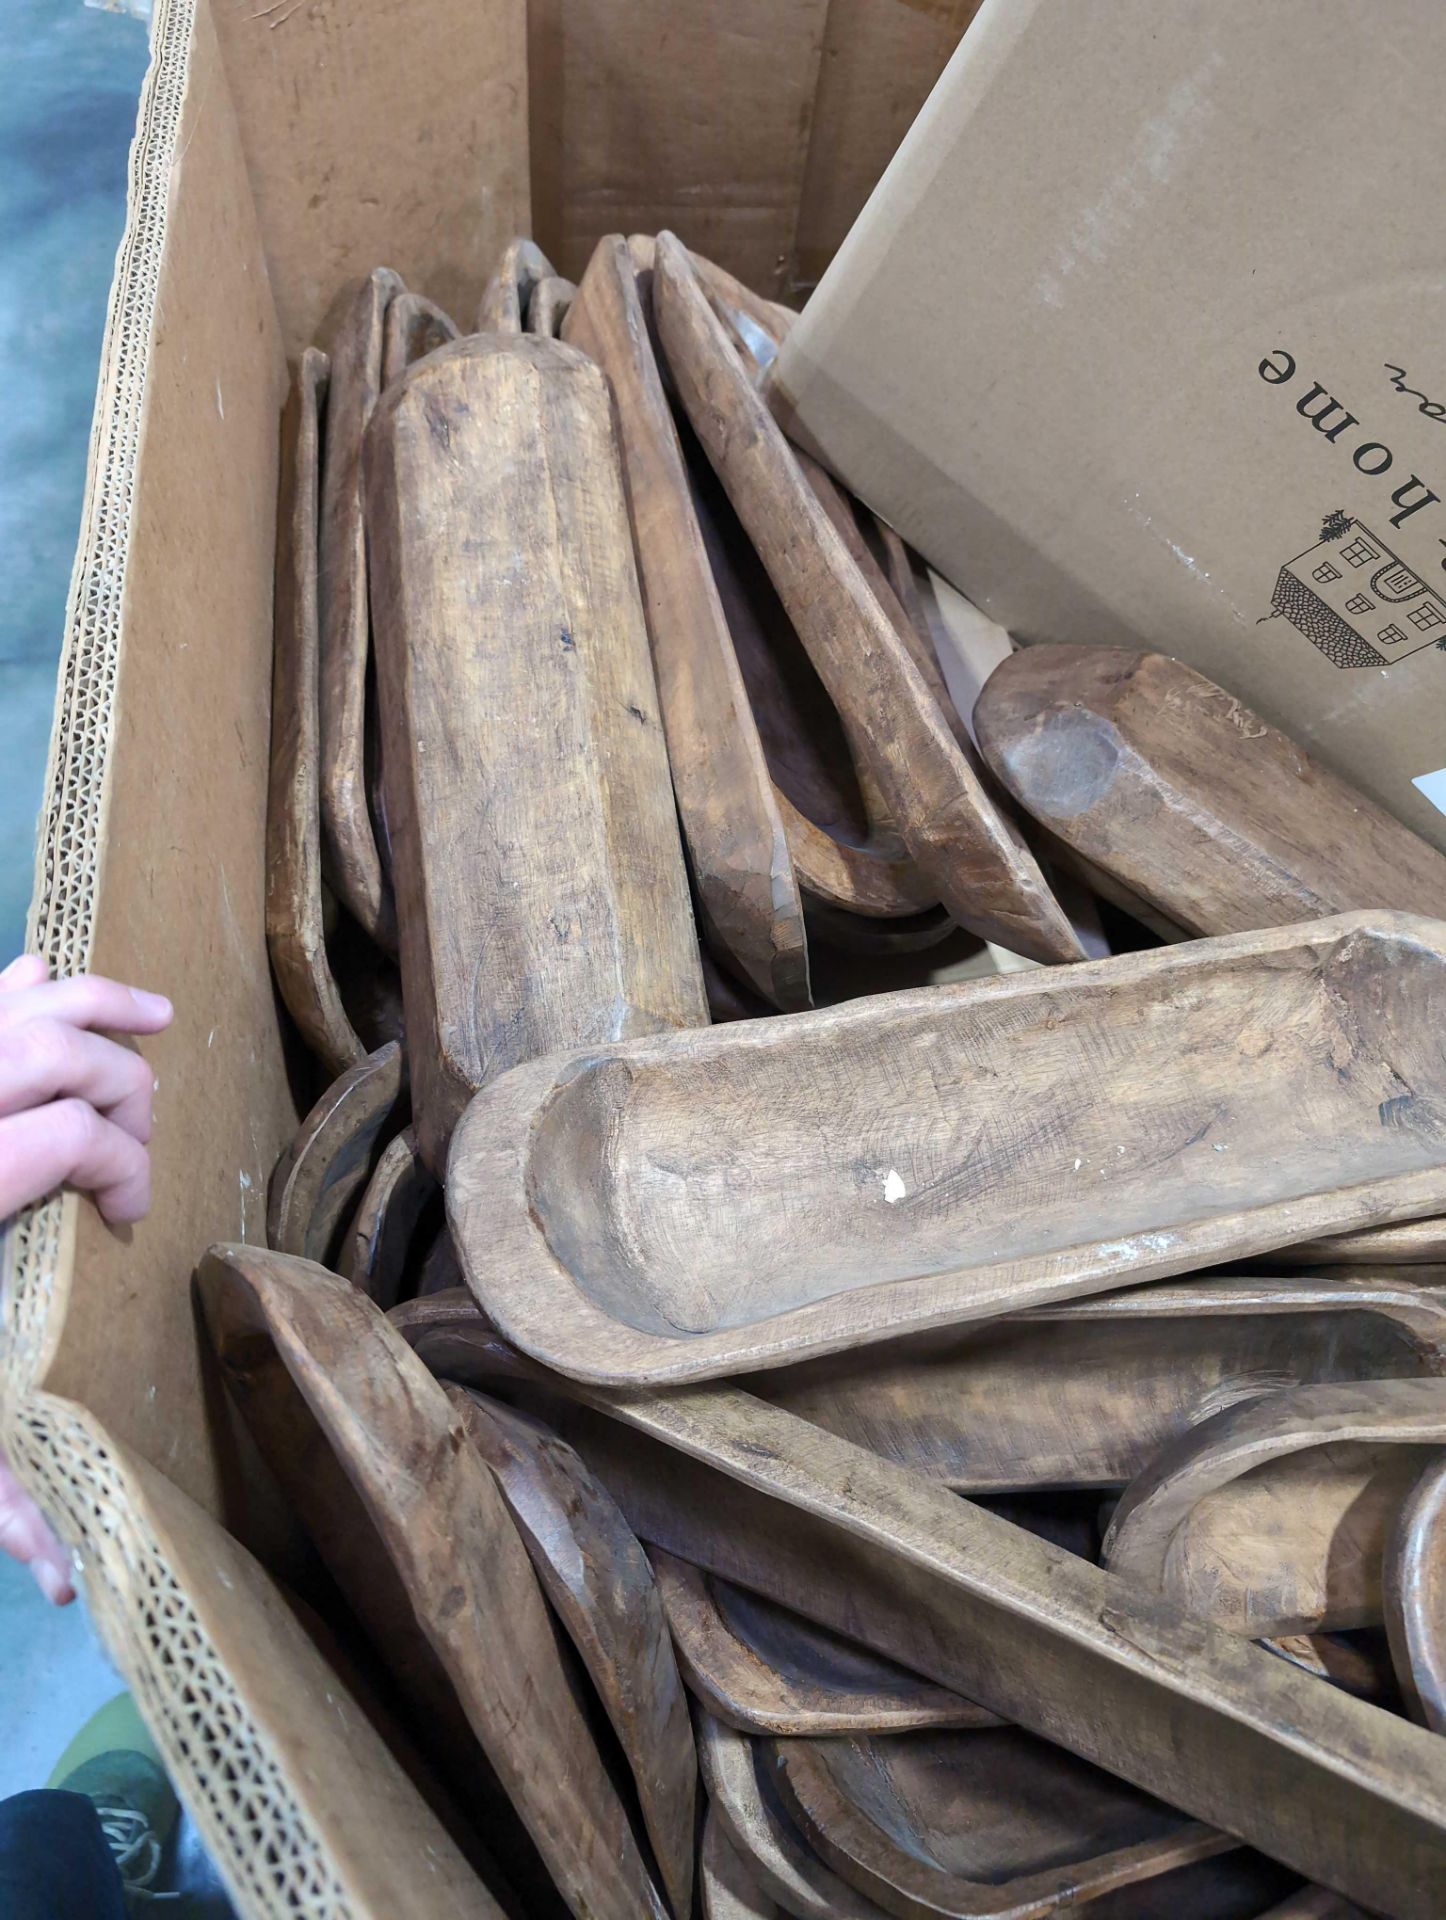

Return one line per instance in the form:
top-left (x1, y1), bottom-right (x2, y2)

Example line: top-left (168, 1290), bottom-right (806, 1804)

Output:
top-left (48, 1692), bottom-right (179, 1903)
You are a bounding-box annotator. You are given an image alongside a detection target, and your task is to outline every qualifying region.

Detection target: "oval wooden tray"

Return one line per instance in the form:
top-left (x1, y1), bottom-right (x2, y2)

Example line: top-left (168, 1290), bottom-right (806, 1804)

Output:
top-left (1103, 1379), bottom-right (1446, 1635)
top-left (770, 1727), bottom-right (1233, 1919)
top-left (365, 332), bottom-right (706, 1169)
top-left (563, 235), bottom-right (809, 1010)
top-left (739, 1273), bottom-right (1446, 1491)
top-left (266, 347), bottom-right (368, 1080)
top-left (651, 1549), bottom-right (992, 1735)
top-left (447, 913), bottom-right (1446, 1384)
top-left (197, 1247), bottom-right (669, 1920)
top-left (973, 644), bottom-right (1446, 939)
top-left (451, 1389), bottom-right (696, 1918)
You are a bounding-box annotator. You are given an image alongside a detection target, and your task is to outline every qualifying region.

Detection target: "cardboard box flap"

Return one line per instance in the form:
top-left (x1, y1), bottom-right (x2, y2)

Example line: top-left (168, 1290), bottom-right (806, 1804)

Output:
top-left (774, 0), bottom-right (1446, 851)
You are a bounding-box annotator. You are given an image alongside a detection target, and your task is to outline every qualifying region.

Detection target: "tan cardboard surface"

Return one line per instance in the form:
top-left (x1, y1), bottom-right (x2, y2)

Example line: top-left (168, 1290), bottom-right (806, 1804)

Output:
top-left (6, 1395), bottom-right (492, 1919)
top-left (788, 0), bottom-right (980, 296)
top-left (528, 0), bottom-right (829, 296)
top-left (774, 0), bottom-right (1446, 851)
top-left (212, 0), bottom-right (529, 357)
top-left (26, 0), bottom-right (295, 1523)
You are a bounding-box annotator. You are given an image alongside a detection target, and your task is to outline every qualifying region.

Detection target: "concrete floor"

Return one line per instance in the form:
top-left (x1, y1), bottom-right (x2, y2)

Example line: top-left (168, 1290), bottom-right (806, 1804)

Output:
top-left (0, 0), bottom-right (150, 958)
top-left (0, 0), bottom-right (154, 1803)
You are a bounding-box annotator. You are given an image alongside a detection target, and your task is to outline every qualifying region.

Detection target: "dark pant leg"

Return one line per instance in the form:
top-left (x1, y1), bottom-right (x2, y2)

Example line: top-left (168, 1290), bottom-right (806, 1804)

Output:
top-left (0, 1789), bottom-right (127, 1919)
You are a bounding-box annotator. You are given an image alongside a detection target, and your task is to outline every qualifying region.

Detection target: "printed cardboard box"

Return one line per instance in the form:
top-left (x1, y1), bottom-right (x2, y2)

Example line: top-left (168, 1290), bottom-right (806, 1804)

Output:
top-left (772, 0), bottom-right (1446, 849)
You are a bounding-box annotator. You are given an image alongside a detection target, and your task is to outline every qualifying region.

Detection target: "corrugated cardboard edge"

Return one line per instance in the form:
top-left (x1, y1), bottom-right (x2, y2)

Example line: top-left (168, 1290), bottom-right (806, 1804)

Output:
top-left (0, 1391), bottom-right (353, 1916)
top-left (3, 0), bottom-right (195, 1399)
top-left (0, 4), bottom-right (467, 1912)
top-left (2, 0), bottom-right (196, 1391)
top-left (0, 0), bottom-right (320, 1901)
top-left (0, 1390), bottom-right (486, 1918)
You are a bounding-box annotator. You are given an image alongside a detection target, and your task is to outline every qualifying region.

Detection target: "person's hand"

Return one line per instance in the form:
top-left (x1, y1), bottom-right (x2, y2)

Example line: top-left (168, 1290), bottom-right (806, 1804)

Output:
top-left (0, 954), bottom-right (173, 1224)
top-left (0, 953), bottom-right (173, 1604)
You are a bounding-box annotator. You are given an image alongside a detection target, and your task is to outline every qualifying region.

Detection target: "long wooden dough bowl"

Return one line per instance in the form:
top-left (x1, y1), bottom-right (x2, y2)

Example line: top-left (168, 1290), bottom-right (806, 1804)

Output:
top-left (739, 1272), bottom-right (1446, 1492)
top-left (562, 234), bottom-right (809, 1011)
top-left (197, 1247), bottom-right (670, 1920)
top-left (447, 912), bottom-right (1446, 1383)
top-left (318, 266), bottom-right (402, 949)
top-left (769, 1726), bottom-right (1235, 1920)
top-left (1103, 1378), bottom-right (1446, 1636)
top-left (450, 1388), bottom-right (696, 1919)
top-left (652, 231), bottom-right (1080, 965)
top-left (973, 643), bottom-right (1446, 938)
top-left (265, 348), bottom-right (368, 1079)
top-left (365, 332), bottom-right (705, 1170)
top-left (651, 1548), bottom-right (994, 1736)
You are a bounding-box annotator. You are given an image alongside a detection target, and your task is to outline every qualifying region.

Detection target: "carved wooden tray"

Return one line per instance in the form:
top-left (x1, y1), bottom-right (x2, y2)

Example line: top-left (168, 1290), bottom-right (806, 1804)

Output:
top-left (447, 914), bottom-right (1446, 1383)
top-left (738, 1273), bottom-right (1446, 1491)
top-left (770, 1726), bottom-right (1233, 1919)
top-left (198, 1248), bottom-right (670, 1920)
top-left (1103, 1379), bottom-right (1446, 1635)
top-left (651, 1548), bottom-right (992, 1735)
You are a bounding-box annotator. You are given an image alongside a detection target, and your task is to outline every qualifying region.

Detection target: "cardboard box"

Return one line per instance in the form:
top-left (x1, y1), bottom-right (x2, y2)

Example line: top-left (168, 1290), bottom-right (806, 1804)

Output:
top-left (772, 0), bottom-right (1446, 852)
top-left (0, 1), bottom-right (977, 1912)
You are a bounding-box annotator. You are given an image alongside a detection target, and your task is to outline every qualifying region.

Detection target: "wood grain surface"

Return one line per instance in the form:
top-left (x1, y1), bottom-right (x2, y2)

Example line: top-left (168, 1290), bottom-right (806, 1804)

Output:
top-left (653, 231), bottom-right (1080, 964)
top-left (973, 644), bottom-right (1446, 937)
top-left (1386, 1453), bottom-right (1446, 1732)
top-left (446, 913), bottom-right (1446, 1383)
top-left (450, 1389), bottom-right (697, 1918)
top-left (770, 1726), bottom-right (1234, 1919)
top-left (381, 291), bottom-right (459, 389)
top-left (267, 1040), bottom-right (404, 1265)
top-left (651, 1548), bottom-right (992, 1735)
top-left (698, 1712), bottom-right (893, 1920)
top-left (391, 1290), bottom-right (1446, 1915)
top-left (198, 1247), bottom-right (671, 1920)
top-left (1103, 1380), bottom-right (1446, 1635)
top-left (319, 267), bottom-right (401, 947)
top-left (342, 1125), bottom-right (436, 1308)
top-left (563, 235), bottom-right (808, 1009)
top-left (701, 1810), bottom-right (785, 1920)
top-left (476, 236), bottom-right (557, 333)
top-left (266, 347), bottom-right (367, 1078)
top-left (737, 1273), bottom-right (1446, 1492)
top-left (1276, 1217), bottom-right (1446, 1267)
top-left (365, 333), bottom-right (706, 1170)
top-left (683, 391), bottom-right (932, 920)
top-left (528, 274), bottom-right (577, 337)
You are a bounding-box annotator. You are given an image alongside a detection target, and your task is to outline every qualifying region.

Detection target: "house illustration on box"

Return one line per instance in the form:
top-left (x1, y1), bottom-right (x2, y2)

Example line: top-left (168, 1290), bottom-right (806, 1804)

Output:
top-left (1272, 513), bottom-right (1446, 668)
